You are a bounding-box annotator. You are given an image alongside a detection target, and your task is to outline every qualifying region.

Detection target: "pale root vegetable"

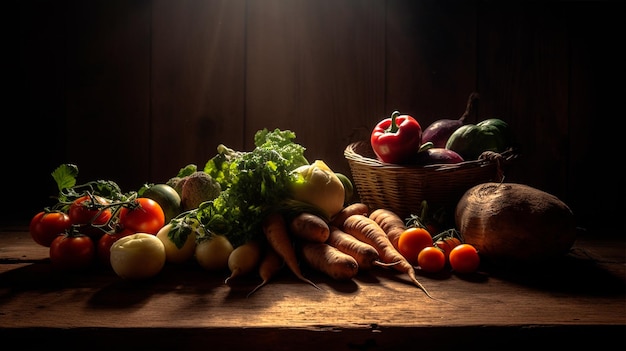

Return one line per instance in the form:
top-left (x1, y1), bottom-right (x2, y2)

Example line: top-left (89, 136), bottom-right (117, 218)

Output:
top-left (262, 212), bottom-right (321, 290)
top-left (455, 182), bottom-right (577, 263)
top-left (289, 212), bottom-right (330, 243)
top-left (343, 214), bottom-right (431, 298)
top-left (330, 202), bottom-right (370, 229)
top-left (225, 240), bottom-right (263, 284)
top-left (299, 241), bottom-right (359, 281)
top-left (110, 233), bottom-right (166, 280)
top-left (195, 234), bottom-right (234, 271)
top-left (247, 244), bottom-right (284, 298)
top-left (327, 225), bottom-right (396, 270)
top-left (369, 208), bottom-right (407, 250)
top-left (156, 222), bottom-right (197, 264)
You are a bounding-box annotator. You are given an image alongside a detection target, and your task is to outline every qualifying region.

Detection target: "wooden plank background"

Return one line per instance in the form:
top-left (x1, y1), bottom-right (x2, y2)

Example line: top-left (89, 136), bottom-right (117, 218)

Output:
top-left (5, 0), bottom-right (623, 236)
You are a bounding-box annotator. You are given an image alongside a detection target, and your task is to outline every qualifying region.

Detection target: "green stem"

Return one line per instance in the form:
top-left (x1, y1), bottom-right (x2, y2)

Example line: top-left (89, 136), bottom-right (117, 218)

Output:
top-left (386, 110), bottom-right (401, 133)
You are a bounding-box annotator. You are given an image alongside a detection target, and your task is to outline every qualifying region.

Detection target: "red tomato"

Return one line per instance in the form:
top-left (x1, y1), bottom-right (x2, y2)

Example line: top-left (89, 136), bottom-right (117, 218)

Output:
top-left (68, 195), bottom-right (112, 225)
top-left (49, 233), bottom-right (96, 272)
top-left (417, 246), bottom-right (446, 273)
top-left (397, 227), bottom-right (433, 265)
top-left (29, 211), bottom-right (72, 247)
top-left (119, 198), bottom-right (165, 235)
top-left (68, 195), bottom-right (113, 240)
top-left (449, 243), bottom-right (480, 274)
top-left (97, 228), bottom-right (133, 267)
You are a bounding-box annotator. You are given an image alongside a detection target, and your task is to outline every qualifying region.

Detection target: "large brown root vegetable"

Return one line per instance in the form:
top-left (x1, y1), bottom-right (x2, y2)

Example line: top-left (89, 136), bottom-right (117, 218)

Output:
top-left (455, 182), bottom-right (577, 263)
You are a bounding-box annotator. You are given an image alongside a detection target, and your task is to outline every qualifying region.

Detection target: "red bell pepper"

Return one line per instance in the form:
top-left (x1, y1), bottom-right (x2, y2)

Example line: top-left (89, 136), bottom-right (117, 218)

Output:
top-left (370, 110), bottom-right (422, 164)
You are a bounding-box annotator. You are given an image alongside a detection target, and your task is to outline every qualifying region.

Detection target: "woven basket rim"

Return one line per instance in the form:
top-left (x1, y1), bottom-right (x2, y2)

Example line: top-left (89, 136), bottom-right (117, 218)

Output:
top-left (343, 141), bottom-right (518, 219)
top-left (344, 140), bottom-right (517, 171)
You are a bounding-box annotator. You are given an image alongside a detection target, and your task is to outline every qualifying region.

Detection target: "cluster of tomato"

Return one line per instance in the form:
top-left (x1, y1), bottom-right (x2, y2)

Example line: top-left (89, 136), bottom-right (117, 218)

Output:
top-left (397, 226), bottom-right (480, 274)
top-left (29, 194), bottom-right (166, 272)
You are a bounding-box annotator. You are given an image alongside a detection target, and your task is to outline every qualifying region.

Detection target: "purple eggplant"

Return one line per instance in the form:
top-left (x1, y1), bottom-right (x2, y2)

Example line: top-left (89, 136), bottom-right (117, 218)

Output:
top-left (414, 148), bottom-right (464, 165)
top-left (421, 92), bottom-right (479, 148)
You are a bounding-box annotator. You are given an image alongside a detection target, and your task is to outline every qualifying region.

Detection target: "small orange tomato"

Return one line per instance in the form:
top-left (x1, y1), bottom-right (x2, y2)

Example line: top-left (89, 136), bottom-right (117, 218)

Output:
top-left (435, 237), bottom-right (462, 262)
top-left (449, 243), bottom-right (480, 273)
top-left (397, 227), bottom-right (433, 265)
top-left (417, 246), bottom-right (446, 273)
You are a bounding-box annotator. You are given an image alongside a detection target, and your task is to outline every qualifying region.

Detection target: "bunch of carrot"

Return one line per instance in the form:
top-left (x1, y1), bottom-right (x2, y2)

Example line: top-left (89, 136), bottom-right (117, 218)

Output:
top-left (225, 202), bottom-right (432, 298)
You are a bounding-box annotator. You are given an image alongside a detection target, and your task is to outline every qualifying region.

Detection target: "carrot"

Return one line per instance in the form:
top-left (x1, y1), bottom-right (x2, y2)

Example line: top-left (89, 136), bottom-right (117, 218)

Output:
top-left (330, 202), bottom-right (370, 229)
top-left (225, 239), bottom-right (263, 285)
top-left (299, 241), bottom-right (359, 281)
top-left (289, 212), bottom-right (330, 243)
top-left (369, 208), bottom-right (407, 250)
top-left (262, 212), bottom-right (321, 290)
top-left (327, 225), bottom-right (399, 270)
top-left (343, 214), bottom-right (432, 298)
top-left (246, 244), bottom-right (284, 298)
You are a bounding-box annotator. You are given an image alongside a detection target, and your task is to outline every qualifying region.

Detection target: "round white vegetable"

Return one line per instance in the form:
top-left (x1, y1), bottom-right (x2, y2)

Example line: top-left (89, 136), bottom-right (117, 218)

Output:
top-left (195, 234), bottom-right (233, 271)
top-left (156, 223), bottom-right (197, 264)
top-left (110, 233), bottom-right (166, 279)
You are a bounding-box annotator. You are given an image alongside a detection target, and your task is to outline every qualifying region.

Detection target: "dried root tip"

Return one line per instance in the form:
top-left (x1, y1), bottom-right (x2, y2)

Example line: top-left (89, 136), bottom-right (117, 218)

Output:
top-left (373, 260), bottom-right (402, 268)
top-left (408, 273), bottom-right (433, 299)
top-left (298, 275), bottom-right (323, 291)
top-left (246, 282), bottom-right (267, 298)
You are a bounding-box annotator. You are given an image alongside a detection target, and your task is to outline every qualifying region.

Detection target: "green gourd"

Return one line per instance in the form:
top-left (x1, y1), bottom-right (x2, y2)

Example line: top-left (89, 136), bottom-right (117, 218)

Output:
top-left (445, 118), bottom-right (510, 160)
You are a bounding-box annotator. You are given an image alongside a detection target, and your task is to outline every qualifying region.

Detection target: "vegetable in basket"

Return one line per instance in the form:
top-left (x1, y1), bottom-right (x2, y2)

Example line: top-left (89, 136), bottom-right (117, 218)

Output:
top-left (445, 118), bottom-right (511, 160)
top-left (421, 92), bottom-right (479, 148)
top-left (414, 143), bottom-right (464, 165)
top-left (370, 110), bottom-right (422, 164)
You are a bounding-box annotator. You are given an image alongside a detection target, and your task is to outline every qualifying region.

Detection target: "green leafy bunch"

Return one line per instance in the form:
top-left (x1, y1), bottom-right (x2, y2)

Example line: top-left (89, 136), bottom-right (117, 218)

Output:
top-left (198, 128), bottom-right (309, 247)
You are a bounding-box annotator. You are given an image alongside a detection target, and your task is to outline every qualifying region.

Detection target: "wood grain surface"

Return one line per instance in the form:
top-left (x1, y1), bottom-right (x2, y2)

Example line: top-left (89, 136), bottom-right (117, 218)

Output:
top-left (1, 227), bottom-right (624, 350)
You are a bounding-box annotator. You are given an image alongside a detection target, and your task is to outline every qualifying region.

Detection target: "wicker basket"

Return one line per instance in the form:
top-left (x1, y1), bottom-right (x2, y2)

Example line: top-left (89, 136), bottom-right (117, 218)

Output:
top-left (344, 141), bottom-right (517, 220)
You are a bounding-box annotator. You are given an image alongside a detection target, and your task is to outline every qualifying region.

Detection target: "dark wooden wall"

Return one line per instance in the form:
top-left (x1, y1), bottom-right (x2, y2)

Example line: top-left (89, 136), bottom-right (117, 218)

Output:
top-left (5, 0), bottom-right (623, 236)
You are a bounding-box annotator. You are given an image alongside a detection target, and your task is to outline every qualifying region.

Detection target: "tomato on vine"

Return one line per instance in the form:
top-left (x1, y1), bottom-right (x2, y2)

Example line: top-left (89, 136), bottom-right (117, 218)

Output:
top-left (49, 230), bottom-right (96, 272)
top-left (435, 236), bottom-right (462, 262)
top-left (29, 210), bottom-right (72, 247)
top-left (68, 194), bottom-right (113, 240)
top-left (118, 198), bottom-right (165, 235)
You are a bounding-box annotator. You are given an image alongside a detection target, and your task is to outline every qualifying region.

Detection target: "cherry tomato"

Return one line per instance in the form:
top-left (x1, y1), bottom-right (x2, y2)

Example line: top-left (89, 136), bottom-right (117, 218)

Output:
top-left (397, 227), bottom-right (433, 265)
top-left (49, 232), bottom-right (96, 272)
top-left (68, 195), bottom-right (113, 240)
top-left (449, 243), bottom-right (480, 274)
top-left (97, 228), bottom-right (134, 267)
top-left (435, 237), bottom-right (462, 262)
top-left (29, 211), bottom-right (72, 247)
top-left (119, 198), bottom-right (165, 235)
top-left (417, 246), bottom-right (446, 273)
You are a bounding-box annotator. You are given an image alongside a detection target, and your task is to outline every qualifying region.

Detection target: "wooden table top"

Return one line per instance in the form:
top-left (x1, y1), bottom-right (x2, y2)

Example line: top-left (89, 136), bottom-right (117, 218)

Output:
top-left (1, 226), bottom-right (624, 351)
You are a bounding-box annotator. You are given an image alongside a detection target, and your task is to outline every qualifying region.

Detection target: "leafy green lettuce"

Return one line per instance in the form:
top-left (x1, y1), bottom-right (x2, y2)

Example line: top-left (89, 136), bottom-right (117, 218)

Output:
top-left (197, 128), bottom-right (309, 247)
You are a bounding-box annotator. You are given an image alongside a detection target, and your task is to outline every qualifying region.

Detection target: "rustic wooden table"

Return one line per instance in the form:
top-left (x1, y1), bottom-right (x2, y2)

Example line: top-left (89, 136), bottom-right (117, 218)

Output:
top-left (1, 226), bottom-right (624, 351)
